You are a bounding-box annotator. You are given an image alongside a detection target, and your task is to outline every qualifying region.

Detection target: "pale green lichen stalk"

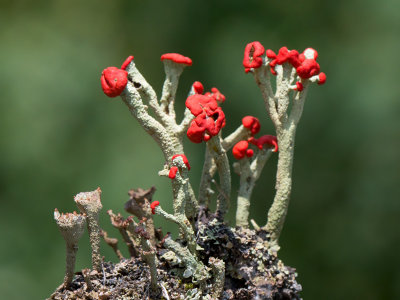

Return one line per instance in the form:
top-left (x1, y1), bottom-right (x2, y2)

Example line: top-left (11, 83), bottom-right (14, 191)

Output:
top-left (54, 210), bottom-right (86, 289)
top-left (74, 188), bottom-right (103, 271)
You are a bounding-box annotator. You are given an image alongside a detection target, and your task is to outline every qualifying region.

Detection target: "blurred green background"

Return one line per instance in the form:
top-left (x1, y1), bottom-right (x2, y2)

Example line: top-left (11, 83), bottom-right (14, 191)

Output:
top-left (1, 0), bottom-right (399, 299)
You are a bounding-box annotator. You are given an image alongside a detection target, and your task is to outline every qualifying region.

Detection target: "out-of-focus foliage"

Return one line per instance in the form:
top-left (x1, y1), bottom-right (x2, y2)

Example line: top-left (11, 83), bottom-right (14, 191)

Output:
top-left (0, 0), bottom-right (399, 299)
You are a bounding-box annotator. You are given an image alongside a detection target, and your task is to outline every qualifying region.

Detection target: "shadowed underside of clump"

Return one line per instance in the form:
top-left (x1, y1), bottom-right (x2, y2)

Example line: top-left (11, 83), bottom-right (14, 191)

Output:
top-left (51, 42), bottom-right (326, 299)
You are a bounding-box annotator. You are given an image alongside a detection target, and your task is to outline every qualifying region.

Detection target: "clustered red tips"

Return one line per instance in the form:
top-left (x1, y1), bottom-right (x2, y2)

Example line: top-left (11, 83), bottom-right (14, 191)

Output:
top-left (249, 135), bottom-right (278, 152)
top-left (266, 46), bottom-right (326, 84)
top-left (186, 94), bottom-right (226, 143)
top-left (242, 116), bottom-right (261, 135)
top-left (232, 141), bottom-right (254, 160)
top-left (243, 41), bottom-right (265, 73)
top-left (243, 43), bottom-right (327, 85)
top-left (150, 201), bottom-right (160, 214)
top-left (101, 55), bottom-right (134, 97)
top-left (161, 53), bottom-right (192, 66)
top-left (169, 154), bottom-right (190, 179)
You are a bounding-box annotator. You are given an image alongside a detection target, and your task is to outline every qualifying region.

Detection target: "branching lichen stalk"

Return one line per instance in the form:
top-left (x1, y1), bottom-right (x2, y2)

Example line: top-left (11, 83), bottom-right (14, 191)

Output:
top-left (263, 83), bottom-right (309, 242)
top-left (235, 149), bottom-right (273, 228)
top-left (206, 135), bottom-right (231, 217)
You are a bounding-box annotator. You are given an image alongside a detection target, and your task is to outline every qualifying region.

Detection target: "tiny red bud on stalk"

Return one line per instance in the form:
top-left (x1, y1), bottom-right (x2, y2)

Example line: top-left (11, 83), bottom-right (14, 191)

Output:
top-left (295, 82), bottom-right (304, 91)
top-left (318, 72), bottom-right (327, 85)
top-left (192, 81), bottom-right (204, 94)
top-left (150, 201), bottom-right (160, 214)
top-left (121, 55), bottom-right (134, 70)
top-left (246, 149), bottom-right (254, 157)
top-left (161, 53), bottom-right (192, 66)
top-left (169, 166), bottom-right (178, 179)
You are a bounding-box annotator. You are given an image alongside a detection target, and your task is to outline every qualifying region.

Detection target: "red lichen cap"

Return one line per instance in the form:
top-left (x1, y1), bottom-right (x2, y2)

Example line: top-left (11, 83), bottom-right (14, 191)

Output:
top-left (192, 81), bottom-right (204, 94)
top-left (187, 108), bottom-right (226, 143)
top-left (249, 135), bottom-right (278, 152)
top-left (101, 67), bottom-right (128, 97)
top-left (242, 116), bottom-right (261, 135)
top-left (318, 72), bottom-right (327, 85)
top-left (150, 201), bottom-right (160, 214)
top-left (243, 41), bottom-right (265, 72)
top-left (161, 53), bottom-right (192, 66)
top-left (232, 141), bottom-right (254, 160)
top-left (171, 154), bottom-right (191, 170)
top-left (121, 55), bottom-right (134, 70)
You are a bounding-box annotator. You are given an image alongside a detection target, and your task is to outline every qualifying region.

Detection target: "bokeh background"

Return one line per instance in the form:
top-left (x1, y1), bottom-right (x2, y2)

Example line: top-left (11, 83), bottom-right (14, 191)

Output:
top-left (1, 0), bottom-right (399, 299)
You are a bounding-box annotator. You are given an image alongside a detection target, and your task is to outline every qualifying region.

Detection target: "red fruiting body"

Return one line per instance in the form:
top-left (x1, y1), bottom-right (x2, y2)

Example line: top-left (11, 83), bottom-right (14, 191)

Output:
top-left (296, 59), bottom-right (320, 79)
top-left (249, 135), bottom-right (278, 152)
top-left (192, 81), bottom-right (204, 94)
top-left (168, 166), bottom-right (178, 179)
top-left (185, 94), bottom-right (226, 143)
top-left (187, 107), bottom-right (226, 143)
top-left (242, 116), bottom-right (261, 135)
top-left (243, 41), bottom-right (265, 72)
top-left (295, 81), bottom-right (304, 91)
top-left (232, 141), bottom-right (253, 160)
top-left (318, 72), bottom-right (327, 85)
top-left (101, 67), bottom-right (128, 97)
top-left (150, 201), bottom-right (160, 214)
top-left (161, 53), bottom-right (192, 66)
top-left (121, 55), bottom-right (134, 70)
top-left (171, 154), bottom-right (191, 170)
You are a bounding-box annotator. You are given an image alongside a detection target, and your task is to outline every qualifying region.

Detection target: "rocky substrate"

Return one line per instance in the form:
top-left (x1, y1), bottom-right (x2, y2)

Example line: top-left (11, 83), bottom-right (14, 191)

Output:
top-left (49, 219), bottom-right (302, 299)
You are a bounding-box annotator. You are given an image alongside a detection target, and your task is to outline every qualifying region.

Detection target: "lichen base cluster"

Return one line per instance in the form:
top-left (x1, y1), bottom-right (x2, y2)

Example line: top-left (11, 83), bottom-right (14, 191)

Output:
top-left (50, 214), bottom-right (301, 300)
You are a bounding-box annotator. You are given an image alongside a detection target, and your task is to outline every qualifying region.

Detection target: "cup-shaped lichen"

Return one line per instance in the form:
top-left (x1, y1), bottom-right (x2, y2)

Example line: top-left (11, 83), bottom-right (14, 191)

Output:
top-left (54, 209), bottom-right (86, 289)
top-left (74, 187), bottom-right (103, 271)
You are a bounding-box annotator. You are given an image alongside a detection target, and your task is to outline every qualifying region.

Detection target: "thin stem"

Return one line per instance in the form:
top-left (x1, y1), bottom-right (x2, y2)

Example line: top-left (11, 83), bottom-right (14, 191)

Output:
top-left (236, 149), bottom-right (273, 227)
top-left (64, 244), bottom-right (78, 289)
top-left (207, 135), bottom-right (231, 218)
top-left (198, 147), bottom-right (216, 207)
